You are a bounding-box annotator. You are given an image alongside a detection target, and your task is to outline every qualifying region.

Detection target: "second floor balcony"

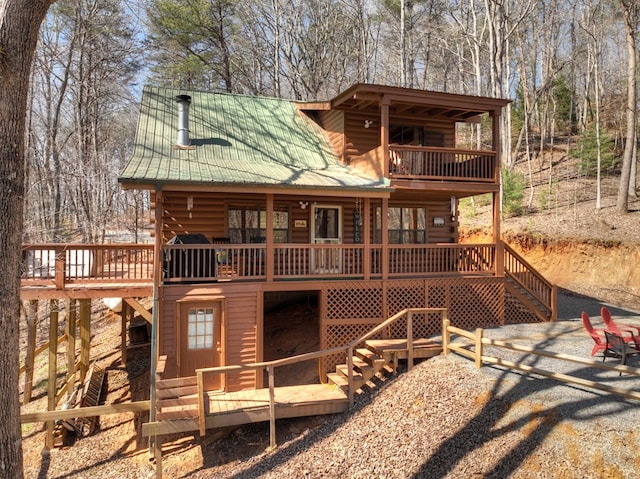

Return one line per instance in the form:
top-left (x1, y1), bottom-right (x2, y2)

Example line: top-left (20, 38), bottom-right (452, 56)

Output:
top-left (388, 146), bottom-right (497, 182)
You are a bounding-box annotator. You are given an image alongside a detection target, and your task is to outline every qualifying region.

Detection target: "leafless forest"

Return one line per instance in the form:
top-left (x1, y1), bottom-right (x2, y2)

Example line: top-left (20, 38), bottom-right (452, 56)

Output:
top-left (23, 0), bottom-right (640, 244)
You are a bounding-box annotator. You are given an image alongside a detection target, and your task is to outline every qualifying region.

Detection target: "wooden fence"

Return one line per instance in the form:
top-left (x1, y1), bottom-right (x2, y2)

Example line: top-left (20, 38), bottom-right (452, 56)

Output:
top-left (442, 319), bottom-right (640, 401)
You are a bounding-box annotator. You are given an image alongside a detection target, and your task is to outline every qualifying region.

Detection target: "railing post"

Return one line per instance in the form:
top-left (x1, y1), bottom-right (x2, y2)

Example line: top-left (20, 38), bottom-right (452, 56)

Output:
top-left (267, 365), bottom-right (276, 449)
top-left (197, 370), bottom-right (206, 436)
top-left (442, 318), bottom-right (450, 355)
top-left (407, 311), bottom-right (414, 371)
top-left (347, 348), bottom-right (354, 407)
top-left (475, 328), bottom-right (484, 369)
top-left (54, 245), bottom-right (65, 290)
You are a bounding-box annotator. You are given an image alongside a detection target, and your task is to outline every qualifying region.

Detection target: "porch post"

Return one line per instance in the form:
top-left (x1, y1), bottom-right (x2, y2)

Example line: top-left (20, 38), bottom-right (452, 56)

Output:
top-left (265, 194), bottom-right (274, 281)
top-left (66, 299), bottom-right (77, 390)
top-left (381, 97), bottom-right (390, 178)
top-left (23, 299), bottom-right (38, 405)
top-left (363, 197), bottom-right (371, 281)
top-left (492, 109), bottom-right (504, 276)
top-left (492, 110), bottom-right (502, 238)
top-left (381, 197), bottom-right (389, 281)
top-left (79, 299), bottom-right (91, 384)
top-left (45, 299), bottom-right (59, 449)
top-left (149, 188), bottom-right (163, 458)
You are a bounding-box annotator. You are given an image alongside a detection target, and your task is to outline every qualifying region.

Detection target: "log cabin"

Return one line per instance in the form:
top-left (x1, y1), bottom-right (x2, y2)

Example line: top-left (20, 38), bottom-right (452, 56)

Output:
top-left (20, 83), bottom-right (556, 453)
top-left (117, 83), bottom-right (555, 431)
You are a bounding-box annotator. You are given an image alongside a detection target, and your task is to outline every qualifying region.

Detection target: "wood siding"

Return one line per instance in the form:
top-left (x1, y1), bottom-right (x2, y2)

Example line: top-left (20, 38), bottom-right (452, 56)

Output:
top-left (154, 193), bottom-right (465, 248)
top-left (158, 192), bottom-right (455, 246)
top-left (339, 111), bottom-right (456, 176)
top-left (318, 109), bottom-right (344, 161)
top-left (159, 282), bottom-right (261, 391)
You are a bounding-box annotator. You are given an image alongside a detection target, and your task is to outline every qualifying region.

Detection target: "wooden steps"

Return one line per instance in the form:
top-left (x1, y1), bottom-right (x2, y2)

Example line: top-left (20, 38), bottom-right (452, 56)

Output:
top-left (145, 338), bottom-right (442, 438)
top-left (78, 363), bottom-right (106, 434)
top-left (327, 338), bottom-right (442, 393)
top-left (156, 376), bottom-right (199, 421)
top-left (366, 338), bottom-right (443, 359)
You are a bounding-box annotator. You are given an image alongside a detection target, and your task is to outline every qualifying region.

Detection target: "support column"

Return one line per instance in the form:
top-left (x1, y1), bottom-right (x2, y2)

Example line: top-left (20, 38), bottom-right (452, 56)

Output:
top-left (66, 299), bottom-right (77, 386)
top-left (79, 299), bottom-right (91, 384)
top-left (45, 300), bottom-right (59, 449)
top-left (121, 300), bottom-right (133, 366)
top-left (381, 197), bottom-right (389, 281)
top-left (363, 197), bottom-right (371, 281)
top-left (265, 193), bottom-right (274, 282)
top-left (381, 96), bottom-right (390, 177)
top-left (23, 300), bottom-right (38, 405)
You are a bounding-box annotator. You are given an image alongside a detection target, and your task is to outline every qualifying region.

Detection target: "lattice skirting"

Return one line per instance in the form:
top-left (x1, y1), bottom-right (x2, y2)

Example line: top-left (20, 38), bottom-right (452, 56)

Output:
top-left (504, 290), bottom-right (546, 324)
top-left (319, 277), bottom-right (543, 376)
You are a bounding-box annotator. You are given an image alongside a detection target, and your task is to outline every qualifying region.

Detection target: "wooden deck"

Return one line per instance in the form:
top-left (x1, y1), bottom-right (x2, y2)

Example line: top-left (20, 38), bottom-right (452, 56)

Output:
top-left (366, 338), bottom-right (443, 359)
top-left (20, 282), bottom-right (153, 300)
top-left (143, 383), bottom-right (348, 436)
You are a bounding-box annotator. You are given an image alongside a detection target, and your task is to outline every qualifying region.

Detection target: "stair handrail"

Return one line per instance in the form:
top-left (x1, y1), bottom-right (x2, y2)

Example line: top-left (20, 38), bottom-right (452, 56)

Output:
top-left (344, 307), bottom-right (448, 405)
top-left (194, 307), bottom-right (449, 432)
top-left (503, 242), bottom-right (556, 321)
top-left (195, 344), bottom-right (352, 437)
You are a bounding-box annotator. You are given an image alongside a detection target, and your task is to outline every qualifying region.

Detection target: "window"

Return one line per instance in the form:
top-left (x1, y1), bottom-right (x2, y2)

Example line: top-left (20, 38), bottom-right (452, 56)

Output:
top-left (389, 124), bottom-right (445, 147)
top-left (390, 124), bottom-right (424, 145)
top-left (187, 306), bottom-right (214, 350)
top-left (374, 207), bottom-right (426, 244)
top-left (227, 207), bottom-right (289, 243)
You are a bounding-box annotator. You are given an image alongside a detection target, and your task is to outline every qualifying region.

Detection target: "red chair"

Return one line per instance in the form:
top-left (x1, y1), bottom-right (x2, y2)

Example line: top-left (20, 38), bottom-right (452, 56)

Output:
top-left (601, 306), bottom-right (640, 348)
top-left (581, 312), bottom-right (607, 356)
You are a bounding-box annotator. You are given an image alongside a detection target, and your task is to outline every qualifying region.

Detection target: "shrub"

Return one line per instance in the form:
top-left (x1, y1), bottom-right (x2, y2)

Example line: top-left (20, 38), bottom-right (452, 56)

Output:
top-left (572, 126), bottom-right (618, 176)
top-left (502, 168), bottom-right (525, 217)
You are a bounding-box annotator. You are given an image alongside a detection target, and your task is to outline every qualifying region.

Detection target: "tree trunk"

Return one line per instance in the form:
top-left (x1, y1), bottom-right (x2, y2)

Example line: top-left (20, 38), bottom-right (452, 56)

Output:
top-left (0, 0), bottom-right (52, 476)
top-left (617, 0), bottom-right (638, 212)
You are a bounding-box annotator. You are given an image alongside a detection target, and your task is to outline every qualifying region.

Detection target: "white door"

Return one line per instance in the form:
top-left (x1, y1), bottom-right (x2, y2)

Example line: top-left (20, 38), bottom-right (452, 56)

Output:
top-left (311, 205), bottom-right (342, 273)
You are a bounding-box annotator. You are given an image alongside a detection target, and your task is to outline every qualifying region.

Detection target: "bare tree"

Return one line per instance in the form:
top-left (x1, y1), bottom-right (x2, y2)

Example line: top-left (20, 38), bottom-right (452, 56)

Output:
top-left (25, 0), bottom-right (141, 243)
top-left (483, 0), bottom-right (535, 167)
top-left (26, 7), bottom-right (77, 241)
top-left (616, 0), bottom-right (638, 211)
top-left (0, 0), bottom-right (52, 476)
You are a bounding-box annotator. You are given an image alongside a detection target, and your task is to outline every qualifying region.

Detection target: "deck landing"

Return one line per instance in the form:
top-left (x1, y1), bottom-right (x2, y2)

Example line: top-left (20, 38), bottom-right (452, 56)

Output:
top-left (144, 383), bottom-right (348, 437)
top-left (366, 338), bottom-right (443, 359)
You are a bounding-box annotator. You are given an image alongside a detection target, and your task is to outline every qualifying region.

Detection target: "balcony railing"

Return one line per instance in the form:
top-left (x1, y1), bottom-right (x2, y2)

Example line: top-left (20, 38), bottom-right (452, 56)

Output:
top-left (389, 146), bottom-right (496, 182)
top-left (20, 242), bottom-right (498, 288)
top-left (161, 243), bottom-right (497, 282)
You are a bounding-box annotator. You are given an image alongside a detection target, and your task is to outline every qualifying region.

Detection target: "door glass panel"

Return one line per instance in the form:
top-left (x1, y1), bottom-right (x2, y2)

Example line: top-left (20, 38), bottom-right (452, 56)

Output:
top-left (187, 307), bottom-right (214, 350)
top-left (314, 207), bottom-right (339, 239)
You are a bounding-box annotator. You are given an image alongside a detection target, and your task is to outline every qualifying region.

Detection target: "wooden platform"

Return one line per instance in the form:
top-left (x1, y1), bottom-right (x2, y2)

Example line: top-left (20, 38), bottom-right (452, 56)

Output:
top-left (143, 383), bottom-right (348, 436)
top-left (20, 282), bottom-right (153, 300)
top-left (366, 338), bottom-right (443, 359)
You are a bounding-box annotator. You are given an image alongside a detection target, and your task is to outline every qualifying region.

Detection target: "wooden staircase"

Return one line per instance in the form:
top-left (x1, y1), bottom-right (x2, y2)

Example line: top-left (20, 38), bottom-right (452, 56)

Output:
top-left (503, 243), bottom-right (556, 322)
top-left (327, 338), bottom-right (443, 393)
top-left (156, 376), bottom-right (199, 422)
top-left (145, 309), bottom-right (449, 442)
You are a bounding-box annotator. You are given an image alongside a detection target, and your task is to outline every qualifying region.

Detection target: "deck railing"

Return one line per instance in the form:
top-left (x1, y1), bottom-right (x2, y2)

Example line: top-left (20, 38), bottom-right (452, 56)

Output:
top-left (389, 145), bottom-right (496, 182)
top-left (21, 244), bottom-right (154, 287)
top-left (503, 243), bottom-right (555, 318)
top-left (162, 243), bottom-right (497, 282)
top-left (21, 242), bottom-right (499, 287)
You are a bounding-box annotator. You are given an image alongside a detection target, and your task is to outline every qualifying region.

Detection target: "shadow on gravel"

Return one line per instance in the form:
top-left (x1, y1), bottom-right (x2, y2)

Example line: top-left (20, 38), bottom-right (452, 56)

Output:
top-left (185, 371), bottom-right (403, 479)
top-left (410, 308), bottom-right (640, 479)
top-left (410, 371), bottom-right (638, 478)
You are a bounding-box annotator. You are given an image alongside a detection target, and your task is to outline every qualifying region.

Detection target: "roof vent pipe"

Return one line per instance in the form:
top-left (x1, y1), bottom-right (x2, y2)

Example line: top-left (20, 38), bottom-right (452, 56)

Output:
top-left (175, 95), bottom-right (192, 147)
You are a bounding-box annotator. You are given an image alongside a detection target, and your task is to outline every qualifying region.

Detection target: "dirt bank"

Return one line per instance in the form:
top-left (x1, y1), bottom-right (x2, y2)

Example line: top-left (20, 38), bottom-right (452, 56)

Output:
top-left (461, 229), bottom-right (640, 311)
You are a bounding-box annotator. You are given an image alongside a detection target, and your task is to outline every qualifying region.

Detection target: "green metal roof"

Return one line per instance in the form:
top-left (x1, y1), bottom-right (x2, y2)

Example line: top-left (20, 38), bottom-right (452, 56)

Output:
top-left (119, 87), bottom-right (390, 192)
